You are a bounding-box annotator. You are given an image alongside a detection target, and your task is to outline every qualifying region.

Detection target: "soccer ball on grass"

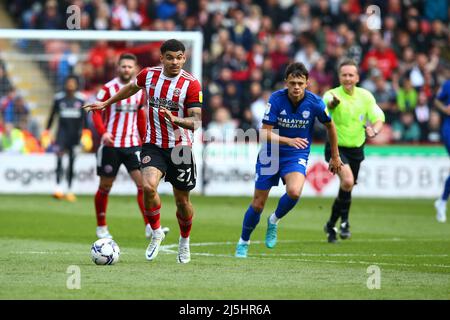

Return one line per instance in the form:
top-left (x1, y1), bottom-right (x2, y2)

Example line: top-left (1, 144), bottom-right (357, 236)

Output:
top-left (91, 238), bottom-right (120, 265)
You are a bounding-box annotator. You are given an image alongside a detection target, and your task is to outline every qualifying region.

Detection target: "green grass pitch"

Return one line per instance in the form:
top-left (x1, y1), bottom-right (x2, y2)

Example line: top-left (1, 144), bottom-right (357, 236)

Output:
top-left (0, 194), bottom-right (449, 299)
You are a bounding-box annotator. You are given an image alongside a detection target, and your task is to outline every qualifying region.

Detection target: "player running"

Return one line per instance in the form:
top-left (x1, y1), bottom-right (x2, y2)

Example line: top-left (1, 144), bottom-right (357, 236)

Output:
top-left (83, 40), bottom-right (202, 264)
top-left (433, 77), bottom-right (450, 223)
top-left (45, 75), bottom-right (88, 202)
top-left (91, 53), bottom-right (169, 239)
top-left (322, 59), bottom-right (385, 242)
top-left (235, 62), bottom-right (343, 258)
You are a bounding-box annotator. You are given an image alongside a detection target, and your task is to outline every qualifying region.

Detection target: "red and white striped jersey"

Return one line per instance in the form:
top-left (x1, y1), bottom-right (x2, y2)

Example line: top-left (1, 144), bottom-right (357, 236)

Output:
top-left (93, 77), bottom-right (144, 148)
top-left (135, 66), bottom-right (202, 149)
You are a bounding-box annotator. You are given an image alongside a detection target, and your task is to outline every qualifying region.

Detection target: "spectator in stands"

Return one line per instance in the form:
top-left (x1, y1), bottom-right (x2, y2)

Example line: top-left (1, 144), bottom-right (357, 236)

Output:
top-left (156, 0), bottom-right (177, 20)
top-left (3, 94), bottom-right (29, 129)
top-left (294, 41), bottom-right (320, 71)
top-left (1, 122), bottom-right (25, 154)
top-left (372, 72), bottom-right (398, 124)
top-left (228, 8), bottom-right (254, 52)
top-left (206, 107), bottom-right (237, 143)
top-left (397, 46), bottom-right (416, 76)
top-left (0, 112), bottom-right (4, 149)
top-left (173, 0), bottom-right (188, 29)
top-left (223, 82), bottom-right (242, 121)
top-left (343, 30), bottom-right (363, 65)
top-left (92, 0), bottom-right (111, 30)
top-left (229, 45), bottom-right (254, 83)
top-left (396, 77), bottom-right (418, 113)
top-left (424, 0), bottom-right (448, 22)
top-left (18, 117), bottom-right (43, 153)
top-left (427, 110), bottom-right (442, 143)
top-left (362, 32), bottom-right (398, 80)
top-left (247, 82), bottom-right (264, 129)
top-left (57, 42), bottom-right (81, 89)
top-left (36, 0), bottom-right (63, 29)
top-left (361, 68), bottom-right (382, 93)
top-left (290, 2), bottom-right (312, 35)
top-left (405, 17), bottom-right (427, 51)
top-left (415, 92), bottom-right (432, 142)
top-left (245, 4), bottom-right (262, 36)
top-left (392, 111), bottom-right (421, 143)
top-left (0, 63), bottom-right (12, 98)
top-left (311, 0), bottom-right (337, 27)
top-left (410, 53), bottom-right (432, 89)
top-left (112, 0), bottom-right (143, 30)
top-left (309, 57), bottom-right (333, 95)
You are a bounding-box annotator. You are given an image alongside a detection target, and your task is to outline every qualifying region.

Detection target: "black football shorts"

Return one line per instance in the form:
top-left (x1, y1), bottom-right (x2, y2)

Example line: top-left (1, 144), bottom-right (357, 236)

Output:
top-left (96, 145), bottom-right (141, 177)
top-left (140, 143), bottom-right (197, 191)
top-left (325, 143), bottom-right (365, 183)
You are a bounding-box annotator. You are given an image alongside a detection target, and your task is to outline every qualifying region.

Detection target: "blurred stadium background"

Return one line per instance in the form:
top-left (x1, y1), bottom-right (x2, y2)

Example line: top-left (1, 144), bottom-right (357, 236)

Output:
top-left (0, 0), bottom-right (448, 198)
top-left (0, 0), bottom-right (449, 301)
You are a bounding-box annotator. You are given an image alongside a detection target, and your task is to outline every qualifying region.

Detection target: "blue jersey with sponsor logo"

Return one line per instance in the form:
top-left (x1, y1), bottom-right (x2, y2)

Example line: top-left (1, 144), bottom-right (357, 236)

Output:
top-left (261, 88), bottom-right (331, 156)
top-left (436, 79), bottom-right (450, 153)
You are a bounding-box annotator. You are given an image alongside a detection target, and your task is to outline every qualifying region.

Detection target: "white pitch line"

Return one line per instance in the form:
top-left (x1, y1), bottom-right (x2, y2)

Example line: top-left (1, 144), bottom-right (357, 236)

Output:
top-left (8, 239), bottom-right (450, 270)
top-left (158, 241), bottom-right (450, 269)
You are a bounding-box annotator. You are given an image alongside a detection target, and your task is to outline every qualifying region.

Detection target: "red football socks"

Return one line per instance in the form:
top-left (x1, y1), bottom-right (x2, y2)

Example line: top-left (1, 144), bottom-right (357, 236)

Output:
top-left (145, 204), bottom-right (161, 230)
top-left (95, 188), bottom-right (109, 226)
top-left (176, 211), bottom-right (193, 238)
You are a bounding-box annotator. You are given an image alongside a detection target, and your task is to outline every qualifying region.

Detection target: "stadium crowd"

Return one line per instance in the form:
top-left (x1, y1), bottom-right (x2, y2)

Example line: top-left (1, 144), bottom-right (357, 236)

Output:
top-left (1, 0), bottom-right (449, 153)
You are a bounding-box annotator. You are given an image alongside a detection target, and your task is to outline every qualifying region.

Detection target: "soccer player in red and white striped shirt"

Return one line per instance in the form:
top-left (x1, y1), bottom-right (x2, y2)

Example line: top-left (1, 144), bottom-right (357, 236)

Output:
top-left (84, 40), bottom-right (202, 264)
top-left (91, 53), bottom-right (169, 240)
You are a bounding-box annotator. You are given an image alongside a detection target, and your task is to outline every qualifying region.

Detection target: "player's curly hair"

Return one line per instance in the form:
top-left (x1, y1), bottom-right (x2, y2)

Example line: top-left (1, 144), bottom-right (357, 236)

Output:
top-left (160, 39), bottom-right (186, 54)
top-left (285, 62), bottom-right (309, 80)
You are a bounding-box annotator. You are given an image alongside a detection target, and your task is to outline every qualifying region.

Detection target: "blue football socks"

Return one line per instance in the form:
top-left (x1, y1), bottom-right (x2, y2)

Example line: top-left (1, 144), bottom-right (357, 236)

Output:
top-left (240, 205), bottom-right (262, 241)
top-left (274, 193), bottom-right (299, 220)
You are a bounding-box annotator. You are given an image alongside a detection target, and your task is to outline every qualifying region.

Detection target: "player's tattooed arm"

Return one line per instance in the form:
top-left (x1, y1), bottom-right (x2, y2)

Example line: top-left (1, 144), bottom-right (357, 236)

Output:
top-left (161, 107), bottom-right (202, 130)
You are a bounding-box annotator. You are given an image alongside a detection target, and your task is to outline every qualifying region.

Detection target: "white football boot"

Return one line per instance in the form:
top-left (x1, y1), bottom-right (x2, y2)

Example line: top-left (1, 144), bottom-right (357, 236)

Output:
top-left (96, 226), bottom-right (113, 239)
top-left (177, 237), bottom-right (191, 264)
top-left (434, 199), bottom-right (447, 223)
top-left (145, 228), bottom-right (165, 261)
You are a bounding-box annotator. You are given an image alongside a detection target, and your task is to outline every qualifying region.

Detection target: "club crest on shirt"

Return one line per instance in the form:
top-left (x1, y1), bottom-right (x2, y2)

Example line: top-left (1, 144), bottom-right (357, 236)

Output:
top-left (173, 88), bottom-right (181, 97)
top-left (302, 110), bottom-right (310, 119)
top-left (142, 156), bottom-right (151, 164)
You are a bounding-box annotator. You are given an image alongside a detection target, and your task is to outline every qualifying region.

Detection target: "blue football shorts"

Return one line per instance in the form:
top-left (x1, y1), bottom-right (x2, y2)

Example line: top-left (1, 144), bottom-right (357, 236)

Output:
top-left (254, 154), bottom-right (308, 190)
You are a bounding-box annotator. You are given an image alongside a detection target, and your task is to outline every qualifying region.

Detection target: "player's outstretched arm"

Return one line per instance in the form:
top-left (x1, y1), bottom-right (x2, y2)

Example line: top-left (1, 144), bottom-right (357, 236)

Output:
top-left (260, 123), bottom-right (308, 149)
top-left (82, 83), bottom-right (141, 112)
top-left (324, 121), bottom-right (343, 174)
top-left (327, 92), bottom-right (341, 109)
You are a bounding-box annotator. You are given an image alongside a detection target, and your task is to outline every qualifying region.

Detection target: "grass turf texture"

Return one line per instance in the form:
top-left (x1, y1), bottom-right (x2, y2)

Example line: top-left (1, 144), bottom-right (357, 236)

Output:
top-left (0, 194), bottom-right (449, 299)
